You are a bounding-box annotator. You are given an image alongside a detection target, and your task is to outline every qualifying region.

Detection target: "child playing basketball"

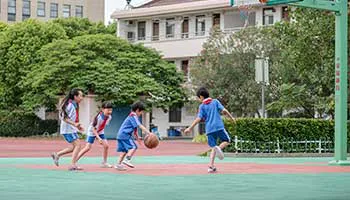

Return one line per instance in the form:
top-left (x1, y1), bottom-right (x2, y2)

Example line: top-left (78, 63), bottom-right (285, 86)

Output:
top-left (76, 102), bottom-right (113, 168)
top-left (51, 88), bottom-right (84, 171)
top-left (184, 87), bottom-right (235, 173)
top-left (115, 101), bottom-right (154, 171)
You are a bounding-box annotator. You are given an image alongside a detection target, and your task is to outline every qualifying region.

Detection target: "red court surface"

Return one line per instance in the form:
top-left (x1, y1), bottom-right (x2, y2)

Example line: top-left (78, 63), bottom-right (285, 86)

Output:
top-left (0, 137), bottom-right (208, 157)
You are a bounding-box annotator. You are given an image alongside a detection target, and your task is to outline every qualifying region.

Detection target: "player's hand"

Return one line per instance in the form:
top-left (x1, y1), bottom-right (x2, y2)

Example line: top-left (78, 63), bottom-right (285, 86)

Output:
top-left (77, 124), bottom-right (85, 132)
top-left (98, 138), bottom-right (103, 144)
top-left (184, 128), bottom-right (191, 134)
top-left (230, 117), bottom-right (236, 123)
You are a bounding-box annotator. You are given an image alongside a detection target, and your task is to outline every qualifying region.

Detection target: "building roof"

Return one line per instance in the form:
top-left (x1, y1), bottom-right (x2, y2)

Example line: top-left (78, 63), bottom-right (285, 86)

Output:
top-left (136, 0), bottom-right (206, 8)
top-left (112, 0), bottom-right (235, 20)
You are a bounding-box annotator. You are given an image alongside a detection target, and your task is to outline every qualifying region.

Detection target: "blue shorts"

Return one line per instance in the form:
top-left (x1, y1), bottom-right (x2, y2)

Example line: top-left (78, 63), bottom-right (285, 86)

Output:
top-left (207, 129), bottom-right (231, 148)
top-left (86, 134), bottom-right (106, 144)
top-left (117, 139), bottom-right (137, 153)
top-left (62, 133), bottom-right (79, 143)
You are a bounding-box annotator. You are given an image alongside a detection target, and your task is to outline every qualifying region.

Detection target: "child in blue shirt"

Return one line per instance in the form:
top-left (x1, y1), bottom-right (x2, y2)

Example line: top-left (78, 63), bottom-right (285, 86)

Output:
top-left (115, 101), bottom-right (154, 171)
top-left (185, 87), bottom-right (235, 173)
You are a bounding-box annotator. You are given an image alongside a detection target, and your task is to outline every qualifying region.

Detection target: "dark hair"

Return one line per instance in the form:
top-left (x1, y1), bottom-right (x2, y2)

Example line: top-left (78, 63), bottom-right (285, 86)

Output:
top-left (60, 88), bottom-right (83, 119)
top-left (102, 101), bottom-right (113, 109)
top-left (196, 87), bottom-right (210, 99)
top-left (131, 101), bottom-right (145, 112)
top-left (92, 101), bottom-right (113, 127)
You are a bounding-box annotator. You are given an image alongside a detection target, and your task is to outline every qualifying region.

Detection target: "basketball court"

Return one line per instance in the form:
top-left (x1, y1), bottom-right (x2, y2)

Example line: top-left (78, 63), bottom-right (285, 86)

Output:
top-left (1, 138), bottom-right (350, 200)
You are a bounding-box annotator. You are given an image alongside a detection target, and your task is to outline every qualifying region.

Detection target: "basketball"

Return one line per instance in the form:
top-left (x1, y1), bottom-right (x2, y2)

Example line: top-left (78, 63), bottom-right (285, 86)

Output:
top-left (144, 133), bottom-right (159, 149)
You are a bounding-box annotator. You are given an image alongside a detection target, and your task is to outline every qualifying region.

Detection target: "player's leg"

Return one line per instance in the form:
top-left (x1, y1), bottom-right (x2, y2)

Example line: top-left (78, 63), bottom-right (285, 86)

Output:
top-left (207, 132), bottom-right (218, 173)
top-left (51, 133), bottom-right (75, 166)
top-left (69, 134), bottom-right (81, 170)
top-left (216, 129), bottom-right (231, 159)
top-left (115, 139), bottom-right (127, 170)
top-left (100, 135), bottom-right (112, 168)
top-left (76, 142), bottom-right (92, 162)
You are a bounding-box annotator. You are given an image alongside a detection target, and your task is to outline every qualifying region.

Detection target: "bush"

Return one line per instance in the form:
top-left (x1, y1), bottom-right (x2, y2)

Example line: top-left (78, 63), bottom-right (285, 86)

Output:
top-left (0, 111), bottom-right (58, 137)
top-left (223, 118), bottom-right (349, 153)
top-left (192, 134), bottom-right (207, 143)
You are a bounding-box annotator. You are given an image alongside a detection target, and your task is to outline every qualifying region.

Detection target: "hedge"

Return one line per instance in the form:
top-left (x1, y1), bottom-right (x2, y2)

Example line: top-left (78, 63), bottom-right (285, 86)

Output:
top-left (222, 118), bottom-right (350, 153)
top-left (0, 111), bottom-right (58, 137)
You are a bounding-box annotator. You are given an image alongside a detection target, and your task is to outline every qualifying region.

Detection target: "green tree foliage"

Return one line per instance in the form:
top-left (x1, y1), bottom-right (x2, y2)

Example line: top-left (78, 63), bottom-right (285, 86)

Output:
top-left (20, 34), bottom-right (186, 111)
top-left (0, 19), bottom-right (67, 109)
top-left (191, 8), bottom-right (336, 118)
top-left (51, 17), bottom-right (116, 38)
top-left (0, 22), bottom-right (7, 32)
top-left (191, 26), bottom-right (276, 117)
top-left (267, 8), bottom-right (335, 117)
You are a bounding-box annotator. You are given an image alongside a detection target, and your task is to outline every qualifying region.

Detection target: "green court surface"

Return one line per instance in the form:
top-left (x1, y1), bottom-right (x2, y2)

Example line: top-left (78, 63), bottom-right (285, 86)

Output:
top-left (1, 156), bottom-right (350, 200)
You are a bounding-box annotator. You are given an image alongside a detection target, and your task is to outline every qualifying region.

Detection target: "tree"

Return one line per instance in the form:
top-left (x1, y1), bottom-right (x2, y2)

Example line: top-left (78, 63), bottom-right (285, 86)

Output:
top-left (191, 26), bottom-right (276, 117)
top-left (267, 8), bottom-right (335, 118)
top-left (0, 19), bottom-right (67, 110)
top-left (51, 18), bottom-right (116, 39)
top-left (191, 8), bottom-right (337, 118)
top-left (20, 34), bottom-right (187, 111)
top-left (0, 22), bottom-right (7, 32)
top-left (0, 18), bottom-right (118, 111)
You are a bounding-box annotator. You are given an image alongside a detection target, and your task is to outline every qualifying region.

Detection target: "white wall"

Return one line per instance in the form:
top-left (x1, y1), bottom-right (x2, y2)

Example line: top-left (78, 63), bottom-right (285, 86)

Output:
top-left (143, 37), bottom-right (207, 58)
top-left (152, 107), bottom-right (198, 138)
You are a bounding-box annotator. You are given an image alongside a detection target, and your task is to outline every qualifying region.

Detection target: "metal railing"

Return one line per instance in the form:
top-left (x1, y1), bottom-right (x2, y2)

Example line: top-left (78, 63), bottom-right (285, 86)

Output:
top-left (126, 28), bottom-right (245, 43)
top-left (233, 136), bottom-right (334, 154)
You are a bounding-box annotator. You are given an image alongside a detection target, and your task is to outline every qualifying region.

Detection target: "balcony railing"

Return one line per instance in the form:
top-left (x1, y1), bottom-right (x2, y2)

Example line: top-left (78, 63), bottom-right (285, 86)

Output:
top-left (127, 27), bottom-right (245, 43)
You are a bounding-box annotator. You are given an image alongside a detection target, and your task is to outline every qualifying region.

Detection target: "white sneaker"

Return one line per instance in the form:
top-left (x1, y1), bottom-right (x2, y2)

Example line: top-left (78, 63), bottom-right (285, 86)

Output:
top-left (207, 166), bottom-right (217, 173)
top-left (114, 164), bottom-right (127, 171)
top-left (101, 162), bottom-right (113, 168)
top-left (51, 152), bottom-right (59, 166)
top-left (214, 146), bottom-right (224, 160)
top-left (122, 159), bottom-right (135, 168)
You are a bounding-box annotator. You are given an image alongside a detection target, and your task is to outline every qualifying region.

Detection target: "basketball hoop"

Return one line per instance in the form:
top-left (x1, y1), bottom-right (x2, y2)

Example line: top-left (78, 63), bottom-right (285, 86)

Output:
top-left (236, 0), bottom-right (255, 21)
top-left (238, 4), bottom-right (252, 20)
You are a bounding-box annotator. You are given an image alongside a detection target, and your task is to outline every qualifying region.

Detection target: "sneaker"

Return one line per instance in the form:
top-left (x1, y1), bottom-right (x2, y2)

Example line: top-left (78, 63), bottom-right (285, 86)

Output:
top-left (207, 166), bottom-right (217, 173)
top-left (214, 146), bottom-right (224, 160)
top-left (122, 159), bottom-right (135, 168)
top-left (114, 164), bottom-right (127, 171)
top-left (51, 152), bottom-right (59, 167)
top-left (101, 162), bottom-right (113, 168)
top-left (68, 165), bottom-right (83, 171)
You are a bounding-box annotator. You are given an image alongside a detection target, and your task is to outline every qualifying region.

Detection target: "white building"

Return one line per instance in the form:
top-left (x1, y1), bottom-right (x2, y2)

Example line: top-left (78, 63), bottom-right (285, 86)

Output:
top-left (111, 0), bottom-right (289, 138)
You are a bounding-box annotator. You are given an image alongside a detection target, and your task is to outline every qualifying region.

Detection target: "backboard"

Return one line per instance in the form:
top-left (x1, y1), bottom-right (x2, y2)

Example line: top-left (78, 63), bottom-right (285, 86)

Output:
top-left (230, 0), bottom-right (303, 7)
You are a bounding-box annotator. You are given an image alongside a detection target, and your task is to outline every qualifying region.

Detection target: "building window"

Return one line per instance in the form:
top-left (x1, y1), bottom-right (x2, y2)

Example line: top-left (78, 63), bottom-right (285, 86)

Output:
top-left (50, 3), bottom-right (58, 18)
top-left (63, 4), bottom-right (71, 18)
top-left (213, 13), bottom-right (220, 27)
top-left (263, 8), bottom-right (274, 25)
top-left (22, 0), bottom-right (31, 21)
top-left (152, 20), bottom-right (159, 41)
top-left (282, 6), bottom-right (290, 21)
top-left (167, 60), bottom-right (175, 64)
top-left (8, 0), bottom-right (16, 21)
top-left (166, 18), bottom-right (175, 38)
top-left (137, 21), bottom-right (146, 40)
top-left (196, 15), bottom-right (206, 36)
top-left (75, 5), bottom-right (83, 18)
top-left (181, 60), bottom-right (189, 77)
top-left (37, 1), bottom-right (45, 17)
top-left (169, 107), bottom-right (181, 123)
top-left (182, 17), bottom-right (189, 38)
top-left (127, 31), bottom-right (135, 42)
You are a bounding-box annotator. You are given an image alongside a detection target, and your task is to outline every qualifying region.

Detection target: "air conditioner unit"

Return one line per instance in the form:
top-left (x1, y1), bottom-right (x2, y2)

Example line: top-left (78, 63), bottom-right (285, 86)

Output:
top-left (125, 20), bottom-right (135, 26)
